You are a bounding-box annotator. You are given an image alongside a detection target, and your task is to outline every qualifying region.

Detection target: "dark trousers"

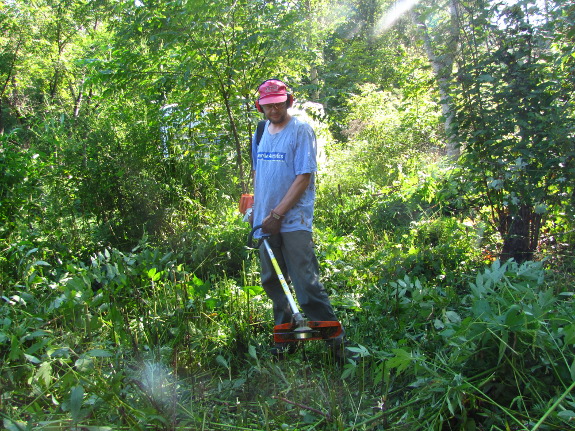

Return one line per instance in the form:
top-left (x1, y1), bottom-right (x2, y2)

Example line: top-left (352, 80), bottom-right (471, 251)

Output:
top-left (259, 230), bottom-right (344, 342)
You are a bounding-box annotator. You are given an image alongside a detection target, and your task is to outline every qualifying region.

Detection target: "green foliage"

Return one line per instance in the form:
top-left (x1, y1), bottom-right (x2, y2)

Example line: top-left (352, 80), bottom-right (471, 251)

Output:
top-left (0, 136), bottom-right (41, 233)
top-left (451, 0), bottom-right (575, 261)
top-left (1, 0), bottom-right (574, 429)
top-left (379, 217), bottom-right (482, 286)
top-left (353, 259), bottom-right (575, 430)
top-left (319, 84), bottom-right (442, 198)
top-left (0, 236), bottom-right (272, 428)
top-left (319, 0), bottom-right (426, 139)
top-left (315, 87), bottom-right (445, 254)
top-left (100, 0), bottom-right (314, 193)
top-left (3, 228), bottom-right (573, 430)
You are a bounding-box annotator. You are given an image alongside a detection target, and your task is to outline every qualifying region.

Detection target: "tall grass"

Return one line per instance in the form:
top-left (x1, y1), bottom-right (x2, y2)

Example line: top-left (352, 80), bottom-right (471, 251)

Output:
top-left (2, 219), bottom-right (574, 430)
top-left (2, 168), bottom-right (574, 430)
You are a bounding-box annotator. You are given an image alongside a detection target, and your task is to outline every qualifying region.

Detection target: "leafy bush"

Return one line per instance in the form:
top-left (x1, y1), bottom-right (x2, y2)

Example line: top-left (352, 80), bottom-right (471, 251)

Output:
top-left (0, 234), bottom-right (273, 428)
top-left (0, 137), bottom-right (41, 231)
top-left (394, 217), bottom-right (482, 285)
top-left (317, 166), bottom-right (484, 292)
top-left (319, 84), bottom-right (442, 197)
top-left (354, 259), bottom-right (575, 430)
top-left (316, 160), bottom-right (459, 238)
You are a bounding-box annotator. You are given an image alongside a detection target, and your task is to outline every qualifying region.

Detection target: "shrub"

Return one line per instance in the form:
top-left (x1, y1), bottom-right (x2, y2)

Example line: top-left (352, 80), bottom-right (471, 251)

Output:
top-left (356, 259), bottom-right (575, 430)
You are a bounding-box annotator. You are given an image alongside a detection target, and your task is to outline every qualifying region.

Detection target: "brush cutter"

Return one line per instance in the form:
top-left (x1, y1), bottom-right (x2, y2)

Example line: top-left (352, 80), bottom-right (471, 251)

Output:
top-left (248, 225), bottom-right (343, 344)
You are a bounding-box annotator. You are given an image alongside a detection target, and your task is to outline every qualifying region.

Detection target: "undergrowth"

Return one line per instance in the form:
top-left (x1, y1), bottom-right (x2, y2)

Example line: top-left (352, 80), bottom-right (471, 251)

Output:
top-left (1, 229), bottom-right (574, 430)
top-left (1, 165), bottom-right (574, 430)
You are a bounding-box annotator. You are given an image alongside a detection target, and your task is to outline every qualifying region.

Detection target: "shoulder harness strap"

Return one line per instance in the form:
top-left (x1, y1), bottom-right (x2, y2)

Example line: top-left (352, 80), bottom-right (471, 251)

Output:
top-left (255, 120), bottom-right (266, 147)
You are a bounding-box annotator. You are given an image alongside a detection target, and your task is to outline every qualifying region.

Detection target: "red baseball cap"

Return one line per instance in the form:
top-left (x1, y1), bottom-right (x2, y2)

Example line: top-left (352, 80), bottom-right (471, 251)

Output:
top-left (257, 79), bottom-right (288, 105)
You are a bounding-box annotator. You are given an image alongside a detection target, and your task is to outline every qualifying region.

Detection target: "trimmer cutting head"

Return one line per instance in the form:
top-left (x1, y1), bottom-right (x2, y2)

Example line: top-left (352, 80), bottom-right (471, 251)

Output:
top-left (274, 320), bottom-right (343, 343)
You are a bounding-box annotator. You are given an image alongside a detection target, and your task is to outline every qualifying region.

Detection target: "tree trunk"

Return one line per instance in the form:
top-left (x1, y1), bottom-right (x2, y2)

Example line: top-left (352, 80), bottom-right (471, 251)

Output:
top-left (0, 100), bottom-right (4, 135)
top-left (411, 0), bottom-right (460, 160)
top-left (73, 77), bottom-right (84, 118)
top-left (1, 35), bottom-right (23, 135)
top-left (310, 67), bottom-right (320, 100)
top-left (499, 204), bottom-right (541, 263)
top-left (220, 83), bottom-right (247, 194)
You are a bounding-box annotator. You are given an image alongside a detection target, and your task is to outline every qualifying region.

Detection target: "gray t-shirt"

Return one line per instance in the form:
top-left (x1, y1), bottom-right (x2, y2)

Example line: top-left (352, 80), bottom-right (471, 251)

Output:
top-left (251, 116), bottom-right (317, 238)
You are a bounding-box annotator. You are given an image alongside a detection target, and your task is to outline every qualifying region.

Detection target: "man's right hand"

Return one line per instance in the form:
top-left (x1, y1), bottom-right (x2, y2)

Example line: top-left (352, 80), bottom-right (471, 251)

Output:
top-left (261, 213), bottom-right (282, 235)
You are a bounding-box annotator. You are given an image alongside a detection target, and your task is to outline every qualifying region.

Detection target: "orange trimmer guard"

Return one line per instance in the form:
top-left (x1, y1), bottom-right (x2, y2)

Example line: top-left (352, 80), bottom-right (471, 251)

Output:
top-left (273, 321), bottom-right (343, 343)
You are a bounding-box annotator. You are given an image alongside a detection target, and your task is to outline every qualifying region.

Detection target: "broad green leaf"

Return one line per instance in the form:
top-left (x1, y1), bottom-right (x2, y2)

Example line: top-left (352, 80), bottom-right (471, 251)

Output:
top-left (387, 348), bottom-right (414, 373)
top-left (557, 410), bottom-right (575, 421)
top-left (147, 268), bottom-right (161, 281)
top-left (24, 353), bottom-right (41, 364)
top-left (86, 349), bottom-right (113, 358)
top-left (445, 310), bottom-right (461, 324)
top-left (26, 330), bottom-right (51, 339)
top-left (248, 345), bottom-right (257, 360)
top-left (70, 385), bottom-right (84, 422)
top-left (346, 345), bottom-right (369, 357)
top-left (440, 328), bottom-right (456, 338)
top-left (25, 248), bottom-right (39, 257)
top-left (504, 305), bottom-right (523, 328)
top-left (9, 335), bottom-right (22, 361)
top-left (471, 299), bottom-right (492, 318)
top-left (341, 363), bottom-right (355, 379)
top-left (3, 418), bottom-right (28, 431)
top-left (563, 324), bottom-right (575, 345)
top-left (241, 285), bottom-right (264, 296)
top-left (75, 357), bottom-right (94, 372)
top-left (36, 361), bottom-right (52, 387)
top-left (216, 355), bottom-right (229, 369)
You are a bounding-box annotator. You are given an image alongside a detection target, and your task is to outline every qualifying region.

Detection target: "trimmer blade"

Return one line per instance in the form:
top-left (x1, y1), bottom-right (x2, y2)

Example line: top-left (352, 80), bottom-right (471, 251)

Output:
top-left (274, 321), bottom-right (343, 343)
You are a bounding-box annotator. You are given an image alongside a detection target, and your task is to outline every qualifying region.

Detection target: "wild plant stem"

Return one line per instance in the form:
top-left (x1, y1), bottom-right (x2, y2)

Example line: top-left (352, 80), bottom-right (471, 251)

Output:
top-left (530, 379), bottom-right (575, 431)
top-left (273, 396), bottom-right (332, 421)
top-left (342, 397), bottom-right (422, 430)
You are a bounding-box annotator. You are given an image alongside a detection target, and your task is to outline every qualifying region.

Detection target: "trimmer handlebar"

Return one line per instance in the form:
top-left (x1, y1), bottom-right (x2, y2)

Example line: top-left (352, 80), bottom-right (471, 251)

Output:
top-left (247, 224), bottom-right (266, 249)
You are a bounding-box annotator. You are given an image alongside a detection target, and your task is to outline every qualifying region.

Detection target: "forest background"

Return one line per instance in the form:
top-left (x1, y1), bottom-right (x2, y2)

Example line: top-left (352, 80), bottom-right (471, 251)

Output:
top-left (1, 0), bottom-right (574, 430)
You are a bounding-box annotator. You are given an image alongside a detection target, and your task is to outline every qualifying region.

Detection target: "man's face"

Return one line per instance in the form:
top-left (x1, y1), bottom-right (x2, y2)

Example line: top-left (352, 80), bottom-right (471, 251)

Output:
top-left (261, 101), bottom-right (289, 125)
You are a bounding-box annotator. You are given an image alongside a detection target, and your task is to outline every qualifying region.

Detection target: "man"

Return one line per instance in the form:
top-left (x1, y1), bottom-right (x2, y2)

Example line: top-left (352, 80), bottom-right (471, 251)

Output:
top-left (250, 79), bottom-right (355, 361)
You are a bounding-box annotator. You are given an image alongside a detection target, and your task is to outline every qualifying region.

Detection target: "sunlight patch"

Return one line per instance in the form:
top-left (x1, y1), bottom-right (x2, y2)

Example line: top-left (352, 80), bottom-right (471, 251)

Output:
top-left (137, 361), bottom-right (179, 410)
top-left (375, 0), bottom-right (422, 35)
